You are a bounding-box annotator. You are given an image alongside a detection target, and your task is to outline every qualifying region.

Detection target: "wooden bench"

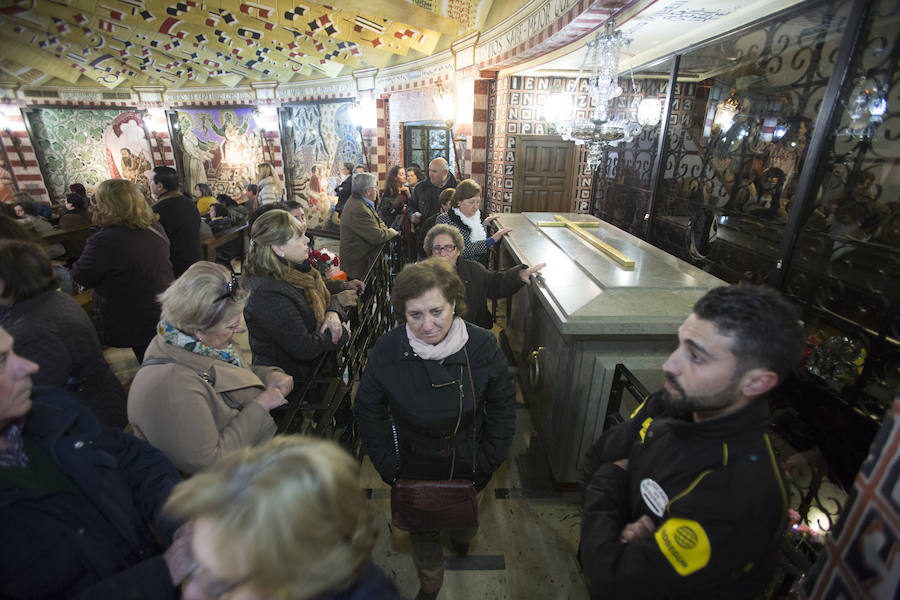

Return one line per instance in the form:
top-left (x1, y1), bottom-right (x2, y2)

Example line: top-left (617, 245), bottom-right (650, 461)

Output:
top-left (200, 222), bottom-right (249, 263)
top-left (40, 223), bottom-right (92, 245)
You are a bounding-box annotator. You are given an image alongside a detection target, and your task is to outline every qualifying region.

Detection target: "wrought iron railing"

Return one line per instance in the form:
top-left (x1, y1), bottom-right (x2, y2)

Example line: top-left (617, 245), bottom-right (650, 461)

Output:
top-left (275, 235), bottom-right (404, 453)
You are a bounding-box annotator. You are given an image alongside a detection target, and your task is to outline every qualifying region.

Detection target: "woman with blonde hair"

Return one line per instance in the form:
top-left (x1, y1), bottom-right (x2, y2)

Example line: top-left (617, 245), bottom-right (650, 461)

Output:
top-left (165, 436), bottom-right (403, 600)
top-left (243, 209), bottom-right (351, 389)
top-left (71, 178), bottom-right (173, 361)
top-left (256, 162), bottom-right (283, 205)
top-left (436, 179), bottom-right (511, 266)
top-left (128, 261), bottom-right (292, 474)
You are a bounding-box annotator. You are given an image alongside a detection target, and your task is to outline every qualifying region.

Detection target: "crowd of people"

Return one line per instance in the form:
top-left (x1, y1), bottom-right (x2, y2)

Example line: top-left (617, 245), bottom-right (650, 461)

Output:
top-left (0, 155), bottom-right (808, 600)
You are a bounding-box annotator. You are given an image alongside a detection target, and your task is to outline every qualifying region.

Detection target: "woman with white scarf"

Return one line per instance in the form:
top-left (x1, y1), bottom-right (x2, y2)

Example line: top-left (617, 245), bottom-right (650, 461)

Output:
top-left (436, 179), bottom-right (511, 266)
top-left (354, 259), bottom-right (517, 600)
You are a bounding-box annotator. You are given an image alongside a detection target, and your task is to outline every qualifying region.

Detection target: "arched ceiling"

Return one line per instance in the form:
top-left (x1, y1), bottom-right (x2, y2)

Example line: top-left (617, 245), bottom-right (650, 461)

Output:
top-left (0, 0), bottom-right (503, 88)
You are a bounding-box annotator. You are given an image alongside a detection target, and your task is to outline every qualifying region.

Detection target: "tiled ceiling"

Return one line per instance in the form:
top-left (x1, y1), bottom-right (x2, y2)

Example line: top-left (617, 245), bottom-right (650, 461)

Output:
top-left (0, 0), bottom-right (496, 88)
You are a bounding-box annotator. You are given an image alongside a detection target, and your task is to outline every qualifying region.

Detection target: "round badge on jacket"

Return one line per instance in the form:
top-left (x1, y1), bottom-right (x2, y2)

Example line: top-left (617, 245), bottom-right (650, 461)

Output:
top-left (640, 478), bottom-right (669, 517)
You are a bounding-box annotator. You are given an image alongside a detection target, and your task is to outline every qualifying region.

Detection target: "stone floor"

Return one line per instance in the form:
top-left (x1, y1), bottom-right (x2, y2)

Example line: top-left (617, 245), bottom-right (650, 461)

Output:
top-left (104, 305), bottom-right (591, 600)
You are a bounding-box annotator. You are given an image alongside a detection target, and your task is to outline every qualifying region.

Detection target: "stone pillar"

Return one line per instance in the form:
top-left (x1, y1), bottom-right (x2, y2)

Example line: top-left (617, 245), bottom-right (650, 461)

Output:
top-left (0, 104), bottom-right (50, 203)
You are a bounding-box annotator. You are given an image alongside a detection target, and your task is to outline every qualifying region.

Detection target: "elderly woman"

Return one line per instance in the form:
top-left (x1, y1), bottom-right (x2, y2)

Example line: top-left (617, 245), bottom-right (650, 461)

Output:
top-left (354, 259), bottom-right (517, 600)
top-left (256, 162), bottom-right (283, 205)
top-left (165, 436), bottom-right (403, 600)
top-left (436, 179), bottom-right (511, 265)
top-left (244, 210), bottom-right (351, 389)
top-left (424, 224), bottom-right (545, 330)
top-left (71, 178), bottom-right (174, 361)
top-left (0, 240), bottom-right (128, 427)
top-left (128, 262), bottom-right (292, 475)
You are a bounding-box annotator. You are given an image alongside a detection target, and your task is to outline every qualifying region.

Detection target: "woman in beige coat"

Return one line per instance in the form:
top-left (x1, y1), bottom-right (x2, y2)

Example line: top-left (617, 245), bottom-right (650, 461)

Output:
top-left (127, 262), bottom-right (293, 474)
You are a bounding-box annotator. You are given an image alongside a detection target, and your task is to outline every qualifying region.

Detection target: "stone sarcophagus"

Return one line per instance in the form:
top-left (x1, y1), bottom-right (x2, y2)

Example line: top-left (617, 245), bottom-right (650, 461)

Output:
top-left (495, 213), bottom-right (725, 483)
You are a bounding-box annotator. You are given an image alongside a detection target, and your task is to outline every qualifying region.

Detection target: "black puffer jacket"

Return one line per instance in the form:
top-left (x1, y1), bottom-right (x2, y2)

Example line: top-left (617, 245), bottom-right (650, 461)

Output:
top-left (456, 258), bottom-right (525, 330)
top-left (580, 393), bottom-right (787, 599)
top-left (243, 274), bottom-right (348, 386)
top-left (1, 290), bottom-right (128, 428)
top-left (0, 388), bottom-right (181, 599)
top-left (354, 322), bottom-right (516, 489)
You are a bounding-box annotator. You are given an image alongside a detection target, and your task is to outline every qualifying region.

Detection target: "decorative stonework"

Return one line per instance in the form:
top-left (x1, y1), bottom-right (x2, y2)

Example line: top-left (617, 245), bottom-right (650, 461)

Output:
top-left (277, 80), bottom-right (356, 101)
top-left (165, 89), bottom-right (256, 104)
top-left (474, 0), bottom-right (582, 65)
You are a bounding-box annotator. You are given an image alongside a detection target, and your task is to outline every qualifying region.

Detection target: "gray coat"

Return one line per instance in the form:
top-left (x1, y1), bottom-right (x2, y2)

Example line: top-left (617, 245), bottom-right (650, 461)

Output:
top-left (339, 195), bottom-right (397, 279)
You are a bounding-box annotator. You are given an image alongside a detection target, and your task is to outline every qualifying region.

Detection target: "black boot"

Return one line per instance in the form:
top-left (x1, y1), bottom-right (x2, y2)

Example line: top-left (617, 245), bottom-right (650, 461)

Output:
top-left (415, 589), bottom-right (439, 600)
top-left (450, 539), bottom-right (470, 557)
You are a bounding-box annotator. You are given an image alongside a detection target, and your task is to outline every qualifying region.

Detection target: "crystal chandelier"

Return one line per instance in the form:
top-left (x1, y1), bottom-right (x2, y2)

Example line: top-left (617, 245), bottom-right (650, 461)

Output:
top-left (546, 21), bottom-right (662, 168)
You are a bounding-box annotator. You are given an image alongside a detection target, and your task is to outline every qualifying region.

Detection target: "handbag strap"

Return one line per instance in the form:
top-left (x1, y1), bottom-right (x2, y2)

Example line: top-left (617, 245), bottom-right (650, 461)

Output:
top-left (463, 347), bottom-right (477, 476)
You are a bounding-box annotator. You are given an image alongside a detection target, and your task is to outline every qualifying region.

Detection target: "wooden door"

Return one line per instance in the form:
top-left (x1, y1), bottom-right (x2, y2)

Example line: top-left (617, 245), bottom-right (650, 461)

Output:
top-left (513, 136), bottom-right (575, 213)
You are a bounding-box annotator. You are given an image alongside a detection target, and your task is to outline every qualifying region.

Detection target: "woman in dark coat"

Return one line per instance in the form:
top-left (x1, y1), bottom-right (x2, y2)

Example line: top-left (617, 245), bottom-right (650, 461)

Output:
top-left (354, 259), bottom-right (517, 600)
top-left (0, 240), bottom-right (128, 427)
top-left (423, 224), bottom-right (545, 330)
top-left (71, 178), bottom-right (174, 362)
top-left (436, 179), bottom-right (511, 266)
top-left (243, 209), bottom-right (352, 389)
top-left (380, 165), bottom-right (415, 261)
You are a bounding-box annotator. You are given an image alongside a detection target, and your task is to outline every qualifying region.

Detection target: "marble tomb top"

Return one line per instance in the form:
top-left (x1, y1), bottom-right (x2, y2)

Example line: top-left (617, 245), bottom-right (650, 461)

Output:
top-left (496, 213), bottom-right (726, 335)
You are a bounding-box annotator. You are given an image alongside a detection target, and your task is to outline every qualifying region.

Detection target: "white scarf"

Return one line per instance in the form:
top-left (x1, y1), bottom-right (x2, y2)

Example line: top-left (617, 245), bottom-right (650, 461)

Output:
top-left (453, 208), bottom-right (486, 242)
top-left (406, 316), bottom-right (469, 361)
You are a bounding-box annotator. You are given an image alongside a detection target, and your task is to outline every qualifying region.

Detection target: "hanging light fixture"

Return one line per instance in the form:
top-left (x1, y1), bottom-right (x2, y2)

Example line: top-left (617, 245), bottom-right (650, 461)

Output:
top-left (838, 76), bottom-right (889, 137)
top-left (546, 21), bottom-right (662, 168)
top-left (713, 89), bottom-right (740, 133)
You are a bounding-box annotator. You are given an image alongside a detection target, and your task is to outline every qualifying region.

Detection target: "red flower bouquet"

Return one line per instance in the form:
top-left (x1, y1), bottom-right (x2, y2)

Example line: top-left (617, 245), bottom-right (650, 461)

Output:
top-left (308, 248), bottom-right (345, 280)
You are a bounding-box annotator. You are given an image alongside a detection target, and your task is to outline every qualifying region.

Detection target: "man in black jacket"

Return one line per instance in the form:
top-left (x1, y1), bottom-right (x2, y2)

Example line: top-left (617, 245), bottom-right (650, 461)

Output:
top-left (409, 158), bottom-right (457, 226)
top-left (150, 166), bottom-right (201, 277)
top-left (0, 326), bottom-right (192, 598)
top-left (579, 285), bottom-right (804, 600)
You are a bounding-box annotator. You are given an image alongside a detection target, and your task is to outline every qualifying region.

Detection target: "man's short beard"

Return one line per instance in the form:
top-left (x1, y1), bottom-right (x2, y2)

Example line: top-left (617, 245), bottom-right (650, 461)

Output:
top-left (662, 373), bottom-right (739, 415)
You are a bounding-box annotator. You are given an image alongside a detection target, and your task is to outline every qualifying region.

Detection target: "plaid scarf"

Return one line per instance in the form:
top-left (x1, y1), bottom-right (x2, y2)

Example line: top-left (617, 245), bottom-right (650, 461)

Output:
top-left (158, 321), bottom-right (242, 367)
top-left (0, 420), bottom-right (28, 467)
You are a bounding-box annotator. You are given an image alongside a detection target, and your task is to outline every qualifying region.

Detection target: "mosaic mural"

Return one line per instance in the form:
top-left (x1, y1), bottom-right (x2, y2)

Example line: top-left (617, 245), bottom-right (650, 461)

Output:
top-left (26, 108), bottom-right (153, 200)
top-left (282, 101), bottom-right (362, 230)
top-left (173, 108), bottom-right (263, 201)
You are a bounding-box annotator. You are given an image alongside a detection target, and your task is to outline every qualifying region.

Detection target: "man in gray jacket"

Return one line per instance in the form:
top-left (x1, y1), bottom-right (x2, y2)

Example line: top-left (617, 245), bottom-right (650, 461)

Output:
top-left (339, 172), bottom-right (398, 280)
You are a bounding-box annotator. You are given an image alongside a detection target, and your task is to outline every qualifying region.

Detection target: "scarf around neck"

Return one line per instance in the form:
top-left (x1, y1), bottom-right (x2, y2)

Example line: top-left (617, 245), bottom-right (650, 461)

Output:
top-left (159, 321), bottom-right (242, 367)
top-left (281, 262), bottom-right (331, 326)
top-left (406, 316), bottom-right (469, 361)
top-left (453, 208), bottom-right (486, 242)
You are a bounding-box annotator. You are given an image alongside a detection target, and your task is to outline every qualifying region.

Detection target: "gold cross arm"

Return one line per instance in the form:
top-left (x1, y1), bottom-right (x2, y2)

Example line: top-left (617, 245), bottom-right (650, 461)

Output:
top-left (534, 215), bottom-right (636, 270)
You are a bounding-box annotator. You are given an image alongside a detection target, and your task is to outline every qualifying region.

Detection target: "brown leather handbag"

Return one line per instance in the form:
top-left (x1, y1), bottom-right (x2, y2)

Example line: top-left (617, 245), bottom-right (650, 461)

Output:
top-left (390, 348), bottom-right (479, 533)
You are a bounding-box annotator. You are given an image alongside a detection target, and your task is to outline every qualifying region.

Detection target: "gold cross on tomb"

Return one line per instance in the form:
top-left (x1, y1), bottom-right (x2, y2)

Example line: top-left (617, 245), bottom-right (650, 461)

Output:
top-left (533, 215), bottom-right (636, 270)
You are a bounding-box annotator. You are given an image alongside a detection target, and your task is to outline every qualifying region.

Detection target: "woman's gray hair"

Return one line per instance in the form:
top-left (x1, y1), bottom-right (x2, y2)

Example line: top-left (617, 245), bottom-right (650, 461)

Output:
top-left (423, 223), bottom-right (464, 257)
top-left (158, 261), bottom-right (247, 334)
top-left (351, 172), bottom-right (377, 198)
top-left (164, 436), bottom-right (377, 600)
